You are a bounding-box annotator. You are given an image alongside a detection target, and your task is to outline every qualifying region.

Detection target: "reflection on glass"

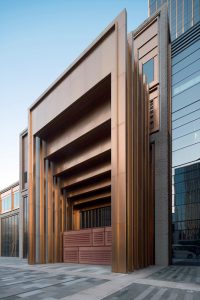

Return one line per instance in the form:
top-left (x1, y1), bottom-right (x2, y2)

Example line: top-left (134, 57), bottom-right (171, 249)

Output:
top-left (172, 162), bottom-right (200, 264)
top-left (173, 73), bottom-right (200, 96)
top-left (14, 192), bottom-right (19, 209)
top-left (142, 58), bottom-right (154, 84)
top-left (1, 214), bottom-right (19, 257)
top-left (2, 195), bottom-right (11, 213)
top-left (80, 206), bottom-right (111, 229)
top-left (172, 37), bottom-right (200, 265)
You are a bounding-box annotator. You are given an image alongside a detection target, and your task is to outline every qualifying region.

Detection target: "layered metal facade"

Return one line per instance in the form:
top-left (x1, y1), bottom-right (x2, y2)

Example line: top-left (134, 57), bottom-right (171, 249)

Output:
top-left (20, 7), bottom-right (171, 273)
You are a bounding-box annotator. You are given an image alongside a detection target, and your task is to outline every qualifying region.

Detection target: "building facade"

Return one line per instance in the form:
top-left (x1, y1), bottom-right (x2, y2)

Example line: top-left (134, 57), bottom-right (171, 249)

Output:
top-left (0, 182), bottom-right (20, 257)
top-left (19, 6), bottom-right (170, 273)
top-left (10, 1), bottom-right (200, 273)
top-left (171, 22), bottom-right (200, 265)
top-left (149, 0), bottom-right (200, 40)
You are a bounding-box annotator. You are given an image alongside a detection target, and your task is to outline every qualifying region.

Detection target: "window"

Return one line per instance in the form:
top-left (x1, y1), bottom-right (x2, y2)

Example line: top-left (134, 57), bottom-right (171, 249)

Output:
top-left (80, 206), bottom-right (111, 229)
top-left (24, 171), bottom-right (27, 184)
top-left (143, 58), bottom-right (154, 84)
top-left (14, 191), bottom-right (20, 209)
top-left (1, 195), bottom-right (11, 213)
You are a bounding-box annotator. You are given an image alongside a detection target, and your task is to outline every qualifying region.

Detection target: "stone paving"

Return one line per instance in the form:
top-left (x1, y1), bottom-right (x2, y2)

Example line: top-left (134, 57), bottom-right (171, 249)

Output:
top-left (0, 258), bottom-right (200, 299)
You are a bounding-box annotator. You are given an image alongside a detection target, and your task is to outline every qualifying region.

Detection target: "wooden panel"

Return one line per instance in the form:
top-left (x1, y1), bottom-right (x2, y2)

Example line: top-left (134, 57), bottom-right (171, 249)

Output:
top-left (79, 247), bottom-right (112, 265)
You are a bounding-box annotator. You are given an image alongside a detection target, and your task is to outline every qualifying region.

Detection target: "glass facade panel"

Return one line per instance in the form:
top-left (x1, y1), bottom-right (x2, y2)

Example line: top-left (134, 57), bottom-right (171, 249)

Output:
top-left (149, 0), bottom-right (200, 41)
top-left (172, 60), bottom-right (200, 86)
top-left (173, 108), bottom-right (200, 128)
top-left (171, 0), bottom-right (177, 40)
top-left (172, 100), bottom-right (200, 121)
top-left (13, 191), bottom-right (19, 209)
top-left (142, 58), bottom-right (154, 84)
top-left (194, 0), bottom-right (200, 24)
top-left (1, 195), bottom-right (11, 213)
top-left (1, 214), bottom-right (19, 257)
top-left (149, 0), bottom-right (157, 15)
top-left (172, 37), bottom-right (200, 265)
top-left (173, 129), bottom-right (200, 151)
top-left (172, 82), bottom-right (200, 111)
top-left (80, 206), bottom-right (111, 229)
top-left (172, 71), bottom-right (200, 96)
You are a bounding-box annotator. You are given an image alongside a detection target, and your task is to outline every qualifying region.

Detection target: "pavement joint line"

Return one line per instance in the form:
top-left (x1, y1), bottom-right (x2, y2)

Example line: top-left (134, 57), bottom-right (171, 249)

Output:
top-left (59, 272), bottom-right (200, 300)
top-left (0, 272), bottom-right (71, 288)
top-left (0, 276), bottom-right (84, 300)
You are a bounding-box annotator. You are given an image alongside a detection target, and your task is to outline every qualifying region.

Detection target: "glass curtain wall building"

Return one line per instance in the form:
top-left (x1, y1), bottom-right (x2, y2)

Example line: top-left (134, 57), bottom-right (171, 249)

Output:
top-left (149, 0), bottom-right (200, 40)
top-left (171, 23), bottom-right (200, 264)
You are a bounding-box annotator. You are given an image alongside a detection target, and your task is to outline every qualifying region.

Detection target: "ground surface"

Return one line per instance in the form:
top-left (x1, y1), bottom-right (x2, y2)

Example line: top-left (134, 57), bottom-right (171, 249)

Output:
top-left (0, 258), bottom-right (200, 299)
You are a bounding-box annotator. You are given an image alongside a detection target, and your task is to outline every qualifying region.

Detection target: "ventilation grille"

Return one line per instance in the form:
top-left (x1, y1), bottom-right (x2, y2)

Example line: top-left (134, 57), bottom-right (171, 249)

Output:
top-left (105, 227), bottom-right (112, 246)
top-left (93, 228), bottom-right (105, 246)
top-left (171, 21), bottom-right (200, 57)
top-left (64, 247), bottom-right (79, 263)
top-left (79, 247), bottom-right (112, 265)
top-left (63, 229), bottom-right (92, 247)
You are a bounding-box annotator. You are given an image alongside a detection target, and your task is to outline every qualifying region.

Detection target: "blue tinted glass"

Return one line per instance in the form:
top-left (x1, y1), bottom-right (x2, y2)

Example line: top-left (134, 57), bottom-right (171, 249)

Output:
top-left (194, 0), bottom-right (200, 24)
top-left (149, 0), bottom-right (157, 15)
top-left (142, 58), bottom-right (154, 84)
top-left (172, 82), bottom-right (200, 111)
top-left (172, 71), bottom-right (200, 96)
top-left (172, 40), bottom-right (200, 66)
top-left (172, 100), bottom-right (200, 121)
top-left (172, 142), bottom-right (200, 167)
top-left (2, 195), bottom-right (11, 212)
top-left (173, 129), bottom-right (200, 151)
top-left (14, 192), bottom-right (19, 209)
top-left (172, 60), bottom-right (200, 86)
top-left (172, 47), bottom-right (200, 75)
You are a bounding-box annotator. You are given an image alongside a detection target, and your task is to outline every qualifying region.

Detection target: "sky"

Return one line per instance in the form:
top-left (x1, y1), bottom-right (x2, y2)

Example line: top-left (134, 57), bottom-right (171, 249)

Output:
top-left (0, 0), bottom-right (148, 190)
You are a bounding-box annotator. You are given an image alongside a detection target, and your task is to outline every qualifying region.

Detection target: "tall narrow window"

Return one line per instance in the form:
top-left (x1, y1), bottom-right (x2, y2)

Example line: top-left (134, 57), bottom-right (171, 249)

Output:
top-left (1, 195), bottom-right (11, 213)
top-left (13, 191), bottom-right (20, 209)
top-left (143, 58), bottom-right (154, 84)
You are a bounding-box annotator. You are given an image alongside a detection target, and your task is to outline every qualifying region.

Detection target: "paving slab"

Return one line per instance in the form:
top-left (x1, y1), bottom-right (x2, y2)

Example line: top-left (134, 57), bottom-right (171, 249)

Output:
top-left (0, 258), bottom-right (200, 299)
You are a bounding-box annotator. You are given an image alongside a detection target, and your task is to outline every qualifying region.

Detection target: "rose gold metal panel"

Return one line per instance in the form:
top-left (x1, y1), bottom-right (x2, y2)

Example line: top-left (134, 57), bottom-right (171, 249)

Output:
top-left (130, 13), bottom-right (159, 271)
top-left (54, 178), bottom-right (60, 262)
top-left (92, 228), bottom-right (105, 246)
top-left (79, 246), bottom-right (112, 265)
top-left (134, 19), bottom-right (158, 49)
top-left (39, 140), bottom-right (45, 263)
top-left (73, 192), bottom-right (111, 206)
top-left (67, 179), bottom-right (111, 198)
top-left (54, 140), bottom-right (111, 176)
top-left (46, 102), bottom-right (111, 157)
top-left (138, 35), bottom-right (158, 59)
top-left (28, 112), bottom-right (35, 264)
top-left (47, 161), bottom-right (54, 262)
top-left (111, 10), bottom-right (127, 273)
top-left (61, 164), bottom-right (111, 189)
top-left (31, 27), bottom-right (116, 135)
top-left (28, 10), bottom-right (127, 273)
top-left (63, 247), bottom-right (79, 263)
